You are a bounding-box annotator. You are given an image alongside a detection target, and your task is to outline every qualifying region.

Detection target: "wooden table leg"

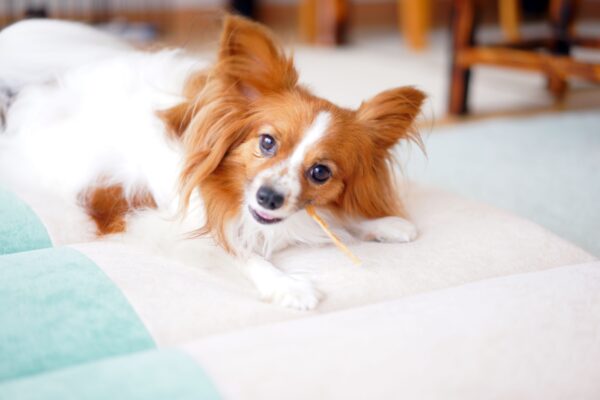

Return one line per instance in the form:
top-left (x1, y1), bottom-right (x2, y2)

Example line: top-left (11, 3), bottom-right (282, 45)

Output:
top-left (449, 0), bottom-right (478, 115)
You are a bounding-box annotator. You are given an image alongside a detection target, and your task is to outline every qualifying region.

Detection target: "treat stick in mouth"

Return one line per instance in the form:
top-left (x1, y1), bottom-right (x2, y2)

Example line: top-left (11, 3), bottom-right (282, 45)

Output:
top-left (306, 205), bottom-right (362, 266)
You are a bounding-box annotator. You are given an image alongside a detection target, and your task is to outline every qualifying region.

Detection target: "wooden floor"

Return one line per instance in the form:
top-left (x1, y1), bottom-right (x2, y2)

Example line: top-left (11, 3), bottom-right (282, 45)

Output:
top-left (429, 91), bottom-right (600, 128)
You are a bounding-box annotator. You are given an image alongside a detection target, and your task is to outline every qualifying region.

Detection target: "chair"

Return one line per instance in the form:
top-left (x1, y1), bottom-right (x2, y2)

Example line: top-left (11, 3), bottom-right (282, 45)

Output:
top-left (448, 0), bottom-right (600, 115)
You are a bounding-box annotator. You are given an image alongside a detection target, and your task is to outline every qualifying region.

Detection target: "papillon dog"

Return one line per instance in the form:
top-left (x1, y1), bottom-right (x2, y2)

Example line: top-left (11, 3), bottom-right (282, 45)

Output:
top-left (0, 16), bottom-right (424, 310)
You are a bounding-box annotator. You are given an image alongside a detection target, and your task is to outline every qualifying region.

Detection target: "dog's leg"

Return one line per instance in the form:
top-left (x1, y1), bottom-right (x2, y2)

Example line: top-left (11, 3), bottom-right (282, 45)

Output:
top-left (350, 216), bottom-right (418, 243)
top-left (238, 254), bottom-right (321, 310)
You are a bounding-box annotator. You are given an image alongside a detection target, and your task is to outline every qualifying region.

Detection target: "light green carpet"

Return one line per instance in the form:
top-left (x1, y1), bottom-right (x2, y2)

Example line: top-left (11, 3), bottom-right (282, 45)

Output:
top-left (408, 110), bottom-right (600, 257)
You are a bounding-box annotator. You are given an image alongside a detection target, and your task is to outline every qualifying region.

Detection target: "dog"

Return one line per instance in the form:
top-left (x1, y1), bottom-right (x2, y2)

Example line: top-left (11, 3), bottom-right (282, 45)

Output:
top-left (0, 16), bottom-right (424, 310)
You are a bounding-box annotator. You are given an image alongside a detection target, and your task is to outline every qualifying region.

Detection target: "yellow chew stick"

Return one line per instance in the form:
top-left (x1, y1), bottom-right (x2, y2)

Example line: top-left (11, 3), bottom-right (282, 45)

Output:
top-left (306, 205), bottom-right (362, 266)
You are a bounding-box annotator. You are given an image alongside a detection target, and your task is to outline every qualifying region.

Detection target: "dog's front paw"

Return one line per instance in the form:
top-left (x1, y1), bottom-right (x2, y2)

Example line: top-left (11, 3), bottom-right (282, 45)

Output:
top-left (257, 274), bottom-right (321, 311)
top-left (359, 216), bottom-right (418, 243)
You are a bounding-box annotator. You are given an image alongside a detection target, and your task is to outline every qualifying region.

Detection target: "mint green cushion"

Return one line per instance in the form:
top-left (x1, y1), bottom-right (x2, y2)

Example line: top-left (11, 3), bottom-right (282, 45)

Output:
top-left (0, 187), bottom-right (52, 255)
top-left (0, 247), bottom-right (154, 381)
top-left (0, 349), bottom-right (220, 400)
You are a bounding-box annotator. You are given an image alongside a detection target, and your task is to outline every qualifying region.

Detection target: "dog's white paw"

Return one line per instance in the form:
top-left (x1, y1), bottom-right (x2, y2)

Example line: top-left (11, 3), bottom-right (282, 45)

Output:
top-left (257, 274), bottom-right (321, 311)
top-left (359, 216), bottom-right (418, 243)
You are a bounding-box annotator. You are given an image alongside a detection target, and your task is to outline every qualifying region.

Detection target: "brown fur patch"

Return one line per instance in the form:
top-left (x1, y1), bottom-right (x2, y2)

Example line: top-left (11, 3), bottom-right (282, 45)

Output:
top-left (79, 183), bottom-right (157, 235)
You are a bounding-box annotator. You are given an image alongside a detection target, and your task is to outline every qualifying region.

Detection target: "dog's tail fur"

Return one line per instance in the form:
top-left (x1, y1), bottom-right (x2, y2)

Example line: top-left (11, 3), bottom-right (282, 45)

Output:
top-left (0, 19), bottom-right (132, 130)
top-left (0, 19), bottom-right (131, 91)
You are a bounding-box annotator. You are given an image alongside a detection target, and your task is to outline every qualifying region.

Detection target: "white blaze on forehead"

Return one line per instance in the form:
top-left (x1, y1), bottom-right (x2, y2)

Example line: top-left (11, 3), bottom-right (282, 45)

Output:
top-left (249, 111), bottom-right (332, 216)
top-left (289, 111), bottom-right (331, 168)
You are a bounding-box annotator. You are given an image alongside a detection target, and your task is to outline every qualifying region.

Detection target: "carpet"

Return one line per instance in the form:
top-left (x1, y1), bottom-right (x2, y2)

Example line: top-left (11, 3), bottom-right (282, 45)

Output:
top-left (407, 110), bottom-right (600, 256)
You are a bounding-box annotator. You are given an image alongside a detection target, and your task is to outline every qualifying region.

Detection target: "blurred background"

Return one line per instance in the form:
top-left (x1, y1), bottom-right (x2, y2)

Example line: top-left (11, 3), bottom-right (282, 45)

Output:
top-left (1, 0), bottom-right (599, 117)
top-left (1, 0), bottom-right (599, 253)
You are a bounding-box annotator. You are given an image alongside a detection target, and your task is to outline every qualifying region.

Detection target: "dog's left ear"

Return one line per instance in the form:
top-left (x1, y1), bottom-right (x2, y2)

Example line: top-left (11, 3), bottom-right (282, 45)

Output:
top-left (357, 87), bottom-right (425, 149)
top-left (157, 101), bottom-right (193, 139)
top-left (218, 15), bottom-right (298, 99)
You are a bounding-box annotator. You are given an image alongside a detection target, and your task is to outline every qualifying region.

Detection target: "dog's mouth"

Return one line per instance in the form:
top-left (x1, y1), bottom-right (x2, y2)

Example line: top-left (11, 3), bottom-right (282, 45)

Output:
top-left (249, 206), bottom-right (284, 225)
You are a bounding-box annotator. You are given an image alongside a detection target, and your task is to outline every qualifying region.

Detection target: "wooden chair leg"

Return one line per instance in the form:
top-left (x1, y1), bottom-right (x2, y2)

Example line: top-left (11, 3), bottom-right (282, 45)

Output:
top-left (547, 0), bottom-right (580, 100)
top-left (449, 0), bottom-right (478, 116)
top-left (400, 0), bottom-right (431, 50)
top-left (301, 0), bottom-right (348, 46)
top-left (330, 0), bottom-right (349, 45)
top-left (499, 0), bottom-right (521, 41)
top-left (300, 0), bottom-right (317, 43)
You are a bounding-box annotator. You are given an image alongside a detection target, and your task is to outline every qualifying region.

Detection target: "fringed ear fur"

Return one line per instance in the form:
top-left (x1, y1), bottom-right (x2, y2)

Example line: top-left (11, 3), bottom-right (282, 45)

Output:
top-left (177, 99), bottom-right (251, 209)
top-left (357, 86), bottom-right (425, 149)
top-left (157, 72), bottom-right (209, 139)
top-left (335, 87), bottom-right (426, 220)
top-left (156, 101), bottom-right (193, 139)
top-left (159, 14), bottom-right (298, 140)
top-left (217, 15), bottom-right (298, 98)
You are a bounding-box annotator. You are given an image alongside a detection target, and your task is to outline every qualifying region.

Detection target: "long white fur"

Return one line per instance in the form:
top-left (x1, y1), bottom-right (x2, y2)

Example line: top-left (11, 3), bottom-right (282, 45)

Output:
top-left (0, 21), bottom-right (201, 210)
top-left (0, 20), bottom-right (131, 91)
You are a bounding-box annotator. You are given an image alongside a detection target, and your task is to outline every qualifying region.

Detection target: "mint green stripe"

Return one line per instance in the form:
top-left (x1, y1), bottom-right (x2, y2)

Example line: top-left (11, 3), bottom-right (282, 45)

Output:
top-left (0, 247), bottom-right (155, 381)
top-left (0, 349), bottom-right (220, 400)
top-left (0, 187), bottom-right (52, 255)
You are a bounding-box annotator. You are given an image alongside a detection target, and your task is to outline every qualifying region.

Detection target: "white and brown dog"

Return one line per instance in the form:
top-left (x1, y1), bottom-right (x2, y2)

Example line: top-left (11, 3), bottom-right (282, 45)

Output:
top-left (0, 16), bottom-right (424, 309)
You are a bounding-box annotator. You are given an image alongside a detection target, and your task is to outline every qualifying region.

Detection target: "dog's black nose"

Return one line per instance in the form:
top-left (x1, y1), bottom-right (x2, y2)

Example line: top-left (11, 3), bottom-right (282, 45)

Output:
top-left (256, 186), bottom-right (284, 210)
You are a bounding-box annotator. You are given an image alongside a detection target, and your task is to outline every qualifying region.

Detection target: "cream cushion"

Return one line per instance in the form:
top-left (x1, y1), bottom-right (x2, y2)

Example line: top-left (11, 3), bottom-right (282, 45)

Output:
top-left (59, 184), bottom-right (595, 345)
top-left (184, 262), bottom-right (600, 400)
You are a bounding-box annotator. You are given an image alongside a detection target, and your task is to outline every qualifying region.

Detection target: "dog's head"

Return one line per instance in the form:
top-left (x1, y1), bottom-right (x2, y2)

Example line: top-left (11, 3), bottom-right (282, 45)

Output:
top-left (161, 15), bottom-right (425, 252)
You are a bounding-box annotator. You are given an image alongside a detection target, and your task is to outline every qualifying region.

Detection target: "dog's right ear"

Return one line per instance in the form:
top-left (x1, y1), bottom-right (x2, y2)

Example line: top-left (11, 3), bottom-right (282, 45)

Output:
top-left (217, 15), bottom-right (298, 99)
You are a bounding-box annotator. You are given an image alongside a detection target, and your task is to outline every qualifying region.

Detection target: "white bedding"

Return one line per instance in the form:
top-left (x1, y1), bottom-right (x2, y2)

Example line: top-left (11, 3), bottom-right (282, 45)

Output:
top-left (61, 183), bottom-right (595, 345)
top-left (185, 261), bottom-right (600, 400)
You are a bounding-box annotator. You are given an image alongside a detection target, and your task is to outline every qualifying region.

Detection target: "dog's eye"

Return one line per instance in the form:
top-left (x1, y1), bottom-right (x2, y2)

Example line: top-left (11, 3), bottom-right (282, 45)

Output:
top-left (308, 164), bottom-right (331, 184)
top-left (259, 134), bottom-right (277, 157)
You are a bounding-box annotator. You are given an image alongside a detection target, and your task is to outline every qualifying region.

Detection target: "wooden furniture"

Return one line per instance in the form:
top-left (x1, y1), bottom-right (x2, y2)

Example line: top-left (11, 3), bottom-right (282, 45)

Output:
top-left (300, 0), bottom-right (349, 45)
top-left (299, 0), bottom-right (431, 49)
top-left (399, 0), bottom-right (432, 50)
top-left (299, 0), bottom-right (536, 51)
top-left (499, 0), bottom-right (521, 41)
top-left (449, 0), bottom-right (600, 115)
